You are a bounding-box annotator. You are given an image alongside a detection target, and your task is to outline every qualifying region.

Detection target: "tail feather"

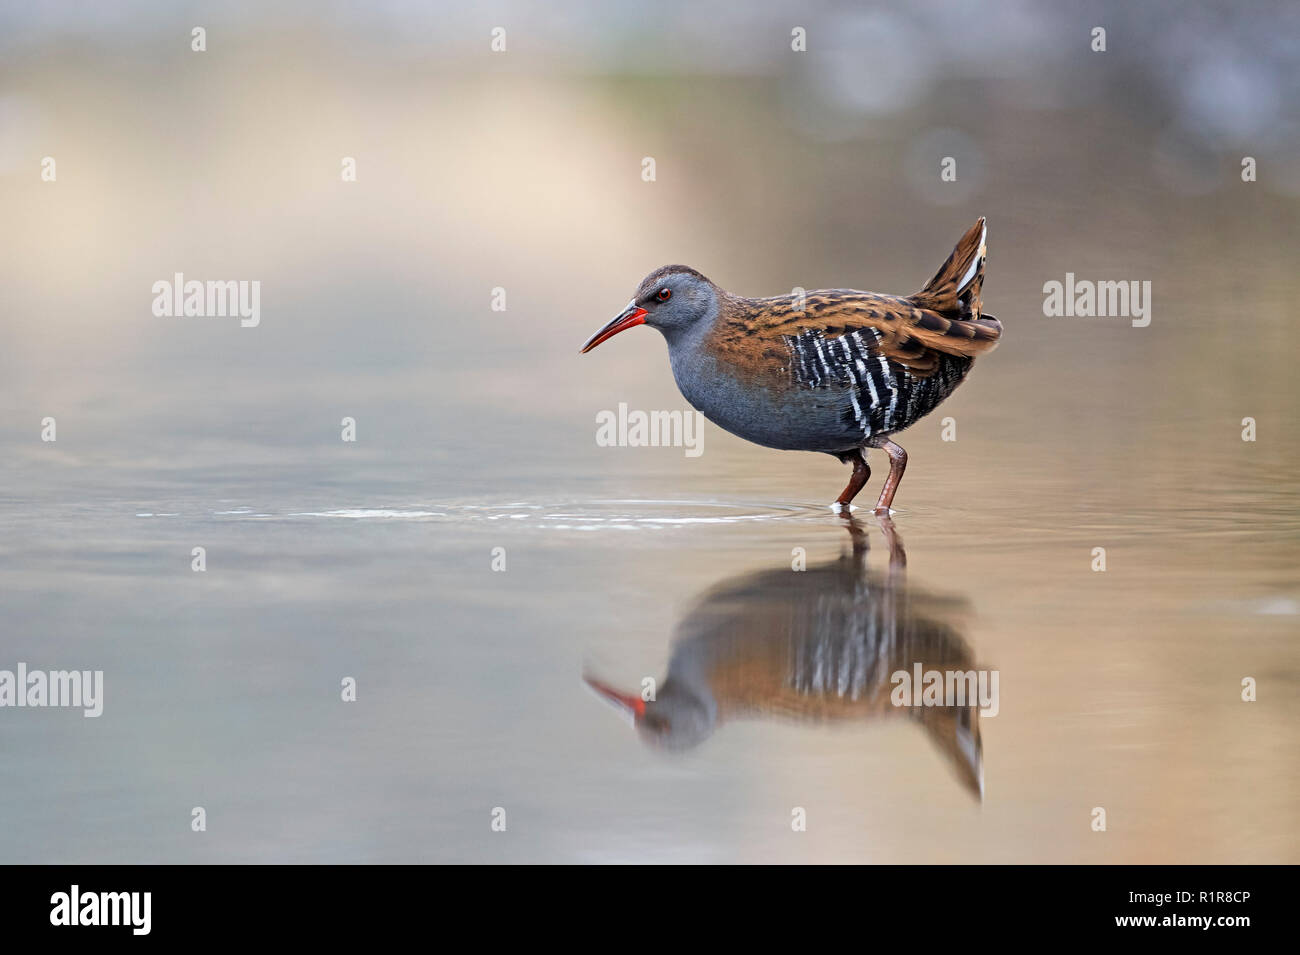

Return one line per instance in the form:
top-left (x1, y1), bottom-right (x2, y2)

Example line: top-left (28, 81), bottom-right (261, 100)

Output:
top-left (911, 217), bottom-right (988, 322)
top-left (905, 216), bottom-right (1000, 355)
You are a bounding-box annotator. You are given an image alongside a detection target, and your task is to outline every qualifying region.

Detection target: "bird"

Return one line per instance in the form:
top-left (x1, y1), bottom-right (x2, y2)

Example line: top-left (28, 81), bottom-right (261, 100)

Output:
top-left (580, 218), bottom-right (1001, 513)
top-left (584, 519), bottom-right (985, 798)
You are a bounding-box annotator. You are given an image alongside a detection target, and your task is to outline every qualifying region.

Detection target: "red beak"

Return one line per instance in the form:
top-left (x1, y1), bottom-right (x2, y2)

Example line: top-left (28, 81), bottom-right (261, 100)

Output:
top-left (583, 673), bottom-right (647, 725)
top-left (580, 302), bottom-right (647, 353)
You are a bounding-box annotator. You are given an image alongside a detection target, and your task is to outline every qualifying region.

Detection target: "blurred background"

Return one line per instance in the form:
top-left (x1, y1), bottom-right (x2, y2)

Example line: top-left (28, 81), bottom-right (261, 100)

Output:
top-left (0, 0), bottom-right (1297, 862)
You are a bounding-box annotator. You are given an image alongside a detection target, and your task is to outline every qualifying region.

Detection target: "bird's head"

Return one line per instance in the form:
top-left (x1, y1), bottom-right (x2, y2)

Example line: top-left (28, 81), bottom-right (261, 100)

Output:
top-left (582, 672), bottom-right (716, 751)
top-left (580, 265), bottom-right (719, 353)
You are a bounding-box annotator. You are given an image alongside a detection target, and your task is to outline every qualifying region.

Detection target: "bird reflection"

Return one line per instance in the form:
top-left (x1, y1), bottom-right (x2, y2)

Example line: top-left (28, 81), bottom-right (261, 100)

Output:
top-left (585, 518), bottom-right (986, 798)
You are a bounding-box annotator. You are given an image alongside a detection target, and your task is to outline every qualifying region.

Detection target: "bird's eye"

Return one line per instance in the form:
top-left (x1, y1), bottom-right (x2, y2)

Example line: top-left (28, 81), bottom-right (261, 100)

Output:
top-left (656, 288), bottom-right (672, 302)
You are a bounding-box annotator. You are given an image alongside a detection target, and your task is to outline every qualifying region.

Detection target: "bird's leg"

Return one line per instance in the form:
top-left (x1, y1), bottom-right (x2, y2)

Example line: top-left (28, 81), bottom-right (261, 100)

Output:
top-left (868, 437), bottom-right (908, 515)
top-left (834, 450), bottom-right (870, 511)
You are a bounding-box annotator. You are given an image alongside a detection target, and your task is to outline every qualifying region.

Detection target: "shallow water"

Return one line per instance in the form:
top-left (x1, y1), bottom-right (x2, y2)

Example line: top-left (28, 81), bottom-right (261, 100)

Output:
top-left (2, 442), bottom-right (1296, 862)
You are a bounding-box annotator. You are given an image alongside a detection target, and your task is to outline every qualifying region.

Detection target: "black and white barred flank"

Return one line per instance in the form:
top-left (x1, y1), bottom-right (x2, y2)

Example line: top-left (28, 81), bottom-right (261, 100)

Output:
top-left (784, 327), bottom-right (972, 441)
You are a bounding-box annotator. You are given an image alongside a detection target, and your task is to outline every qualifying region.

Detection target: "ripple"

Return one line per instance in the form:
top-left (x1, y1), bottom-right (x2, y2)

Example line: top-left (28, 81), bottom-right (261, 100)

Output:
top-left (204, 499), bottom-right (835, 530)
top-left (286, 509), bottom-right (447, 520)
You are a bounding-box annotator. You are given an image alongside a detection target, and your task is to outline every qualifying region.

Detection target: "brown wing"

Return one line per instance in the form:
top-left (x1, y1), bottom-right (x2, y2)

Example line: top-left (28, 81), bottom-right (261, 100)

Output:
top-left (710, 218), bottom-right (1000, 380)
top-left (713, 291), bottom-right (1001, 379)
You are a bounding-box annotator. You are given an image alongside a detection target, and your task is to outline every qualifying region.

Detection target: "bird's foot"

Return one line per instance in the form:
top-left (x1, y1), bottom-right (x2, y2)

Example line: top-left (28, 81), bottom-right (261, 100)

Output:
top-left (830, 501), bottom-right (857, 514)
